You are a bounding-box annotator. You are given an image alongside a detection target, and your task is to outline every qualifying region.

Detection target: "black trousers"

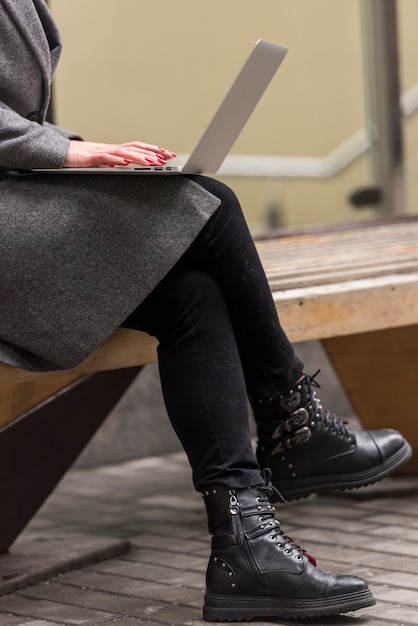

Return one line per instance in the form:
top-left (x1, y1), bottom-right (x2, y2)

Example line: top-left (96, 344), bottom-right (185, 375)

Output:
top-left (122, 176), bottom-right (303, 490)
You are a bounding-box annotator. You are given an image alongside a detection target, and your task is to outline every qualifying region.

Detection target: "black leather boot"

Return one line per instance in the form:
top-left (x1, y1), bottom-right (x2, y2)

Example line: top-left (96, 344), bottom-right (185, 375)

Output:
top-left (255, 371), bottom-right (412, 501)
top-left (202, 475), bottom-right (375, 621)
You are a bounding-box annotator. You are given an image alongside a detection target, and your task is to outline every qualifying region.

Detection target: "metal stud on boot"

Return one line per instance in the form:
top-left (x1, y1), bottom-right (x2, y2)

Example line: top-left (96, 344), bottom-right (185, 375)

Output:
top-left (201, 473), bottom-right (375, 621)
top-left (256, 371), bottom-right (412, 501)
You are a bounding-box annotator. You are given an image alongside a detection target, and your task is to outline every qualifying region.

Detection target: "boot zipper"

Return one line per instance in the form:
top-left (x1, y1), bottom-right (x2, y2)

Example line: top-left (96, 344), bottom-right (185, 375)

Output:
top-left (229, 491), bottom-right (269, 590)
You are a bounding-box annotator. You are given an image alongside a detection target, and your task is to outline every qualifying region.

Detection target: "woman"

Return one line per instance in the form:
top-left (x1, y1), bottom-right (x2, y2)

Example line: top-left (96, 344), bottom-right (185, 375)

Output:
top-left (0, 0), bottom-right (411, 621)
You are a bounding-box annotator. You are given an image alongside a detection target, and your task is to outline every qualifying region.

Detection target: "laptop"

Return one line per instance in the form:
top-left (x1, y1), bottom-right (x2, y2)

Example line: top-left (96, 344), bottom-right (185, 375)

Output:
top-left (33, 39), bottom-right (288, 176)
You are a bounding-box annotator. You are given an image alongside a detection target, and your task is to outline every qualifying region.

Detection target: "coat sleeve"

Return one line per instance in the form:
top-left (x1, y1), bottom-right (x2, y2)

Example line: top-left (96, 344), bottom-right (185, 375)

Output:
top-left (44, 121), bottom-right (84, 141)
top-left (0, 102), bottom-right (81, 170)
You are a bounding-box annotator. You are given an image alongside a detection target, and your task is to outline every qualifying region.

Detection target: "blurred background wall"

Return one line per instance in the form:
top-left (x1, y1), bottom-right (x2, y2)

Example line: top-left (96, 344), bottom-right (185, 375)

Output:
top-left (50, 0), bottom-right (418, 232)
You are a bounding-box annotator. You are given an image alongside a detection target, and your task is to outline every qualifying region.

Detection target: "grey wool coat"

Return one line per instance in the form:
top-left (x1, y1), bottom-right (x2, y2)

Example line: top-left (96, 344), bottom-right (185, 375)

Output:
top-left (0, 0), bottom-right (220, 372)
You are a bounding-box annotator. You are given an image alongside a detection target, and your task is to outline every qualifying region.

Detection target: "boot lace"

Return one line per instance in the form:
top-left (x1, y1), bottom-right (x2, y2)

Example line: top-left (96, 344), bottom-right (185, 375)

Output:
top-left (257, 469), bottom-right (317, 566)
top-left (307, 370), bottom-right (351, 438)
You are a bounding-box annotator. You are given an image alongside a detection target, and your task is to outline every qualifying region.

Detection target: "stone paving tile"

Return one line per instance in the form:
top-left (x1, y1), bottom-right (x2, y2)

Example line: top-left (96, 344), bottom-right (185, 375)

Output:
top-left (99, 617), bottom-right (161, 626)
top-left (371, 583), bottom-right (418, 607)
top-left (87, 559), bottom-right (205, 590)
top-left (362, 537), bottom-right (418, 558)
top-left (289, 513), bottom-right (378, 534)
top-left (366, 524), bottom-right (418, 541)
top-left (139, 603), bottom-right (203, 624)
top-left (356, 551), bottom-right (418, 575)
top-left (56, 569), bottom-right (204, 606)
top-left (282, 525), bottom-right (380, 549)
top-left (363, 512), bottom-right (418, 528)
top-left (321, 476), bottom-right (418, 500)
top-left (353, 497), bottom-right (418, 515)
top-left (0, 617), bottom-right (55, 626)
top-left (137, 494), bottom-right (204, 512)
top-left (100, 617), bottom-right (161, 626)
top-left (360, 599), bottom-right (418, 624)
top-left (17, 582), bottom-right (194, 622)
top-left (280, 500), bottom-right (379, 521)
top-left (0, 593), bottom-right (118, 624)
top-left (123, 547), bottom-right (207, 572)
top-left (128, 533), bottom-right (208, 555)
top-left (365, 570), bottom-right (418, 589)
top-left (129, 524), bottom-right (205, 541)
top-left (8, 621), bottom-right (65, 626)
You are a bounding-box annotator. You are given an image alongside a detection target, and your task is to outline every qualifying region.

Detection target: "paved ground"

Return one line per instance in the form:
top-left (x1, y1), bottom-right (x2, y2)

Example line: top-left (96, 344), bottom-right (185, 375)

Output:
top-left (0, 448), bottom-right (417, 626)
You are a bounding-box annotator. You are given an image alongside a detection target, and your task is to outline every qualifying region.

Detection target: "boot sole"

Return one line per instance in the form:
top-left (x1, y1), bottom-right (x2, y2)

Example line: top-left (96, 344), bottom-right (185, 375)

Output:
top-left (203, 588), bottom-right (375, 621)
top-left (277, 440), bottom-right (412, 502)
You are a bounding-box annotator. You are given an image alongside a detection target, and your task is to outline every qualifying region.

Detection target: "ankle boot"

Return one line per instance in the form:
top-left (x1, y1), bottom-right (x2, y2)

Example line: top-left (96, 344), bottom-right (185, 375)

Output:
top-left (255, 371), bottom-right (412, 501)
top-left (201, 474), bottom-right (375, 621)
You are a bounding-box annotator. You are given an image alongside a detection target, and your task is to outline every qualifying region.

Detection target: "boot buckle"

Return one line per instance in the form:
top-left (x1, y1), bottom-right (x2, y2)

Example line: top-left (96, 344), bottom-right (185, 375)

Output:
top-left (271, 426), bottom-right (312, 455)
top-left (272, 408), bottom-right (310, 439)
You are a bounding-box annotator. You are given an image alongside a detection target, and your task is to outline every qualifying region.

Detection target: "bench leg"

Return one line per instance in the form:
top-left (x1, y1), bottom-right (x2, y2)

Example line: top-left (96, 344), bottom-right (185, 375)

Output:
top-left (322, 324), bottom-right (418, 473)
top-left (0, 366), bottom-right (141, 554)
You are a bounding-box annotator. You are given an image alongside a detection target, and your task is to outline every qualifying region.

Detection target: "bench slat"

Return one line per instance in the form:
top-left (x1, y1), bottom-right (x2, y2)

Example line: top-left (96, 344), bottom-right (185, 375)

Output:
top-left (257, 220), bottom-right (418, 283)
top-left (274, 272), bottom-right (418, 341)
top-left (267, 260), bottom-right (418, 289)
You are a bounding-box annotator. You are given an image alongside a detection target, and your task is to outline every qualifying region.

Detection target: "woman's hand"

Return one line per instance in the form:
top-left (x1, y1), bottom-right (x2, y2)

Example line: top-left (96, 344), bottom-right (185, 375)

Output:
top-left (63, 140), bottom-right (176, 168)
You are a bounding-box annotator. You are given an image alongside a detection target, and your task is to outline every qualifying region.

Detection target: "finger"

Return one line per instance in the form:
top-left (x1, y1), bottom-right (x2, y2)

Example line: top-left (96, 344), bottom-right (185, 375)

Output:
top-left (91, 152), bottom-right (165, 167)
top-left (119, 142), bottom-right (177, 159)
top-left (158, 146), bottom-right (177, 159)
top-left (107, 149), bottom-right (169, 166)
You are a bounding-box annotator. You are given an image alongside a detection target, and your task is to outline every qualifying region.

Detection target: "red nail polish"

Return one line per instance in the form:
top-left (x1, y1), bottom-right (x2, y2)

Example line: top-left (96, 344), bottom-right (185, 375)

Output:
top-left (145, 158), bottom-right (153, 163)
top-left (123, 159), bottom-right (133, 164)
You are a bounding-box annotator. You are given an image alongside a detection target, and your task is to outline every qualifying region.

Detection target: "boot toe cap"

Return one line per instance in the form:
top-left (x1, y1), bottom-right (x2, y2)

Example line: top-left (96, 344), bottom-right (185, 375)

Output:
top-left (326, 573), bottom-right (370, 597)
top-left (368, 428), bottom-right (410, 463)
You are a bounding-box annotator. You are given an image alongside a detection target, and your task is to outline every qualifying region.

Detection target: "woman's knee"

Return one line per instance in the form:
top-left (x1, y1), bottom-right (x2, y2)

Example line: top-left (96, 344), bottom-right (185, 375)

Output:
top-left (190, 175), bottom-right (240, 208)
top-left (125, 264), bottom-right (227, 339)
top-left (164, 264), bottom-right (225, 313)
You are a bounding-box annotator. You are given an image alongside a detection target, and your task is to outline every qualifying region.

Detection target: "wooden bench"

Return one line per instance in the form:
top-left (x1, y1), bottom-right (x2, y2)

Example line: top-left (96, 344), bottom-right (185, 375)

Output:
top-left (1, 214), bottom-right (417, 556)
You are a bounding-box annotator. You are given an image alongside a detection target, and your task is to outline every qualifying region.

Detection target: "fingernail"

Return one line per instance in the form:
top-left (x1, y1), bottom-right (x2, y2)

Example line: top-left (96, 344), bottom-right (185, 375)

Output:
top-left (108, 164), bottom-right (117, 168)
top-left (159, 147), bottom-right (176, 157)
top-left (145, 158), bottom-right (154, 163)
top-left (123, 159), bottom-right (133, 164)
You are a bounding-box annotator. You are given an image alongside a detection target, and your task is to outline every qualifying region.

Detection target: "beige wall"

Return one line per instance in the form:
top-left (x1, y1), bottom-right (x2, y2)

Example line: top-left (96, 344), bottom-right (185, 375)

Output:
top-left (50, 0), bottom-right (418, 231)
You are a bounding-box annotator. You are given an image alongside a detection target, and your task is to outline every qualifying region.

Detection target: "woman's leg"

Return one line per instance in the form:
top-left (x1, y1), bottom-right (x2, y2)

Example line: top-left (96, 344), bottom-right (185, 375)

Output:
top-left (122, 175), bottom-right (299, 489)
top-left (123, 269), bottom-right (375, 621)
top-left (122, 260), bottom-right (263, 491)
top-left (184, 176), bottom-right (303, 399)
top-left (126, 176), bottom-right (408, 500)
top-left (122, 188), bottom-right (376, 620)
top-left (180, 177), bottom-right (411, 500)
